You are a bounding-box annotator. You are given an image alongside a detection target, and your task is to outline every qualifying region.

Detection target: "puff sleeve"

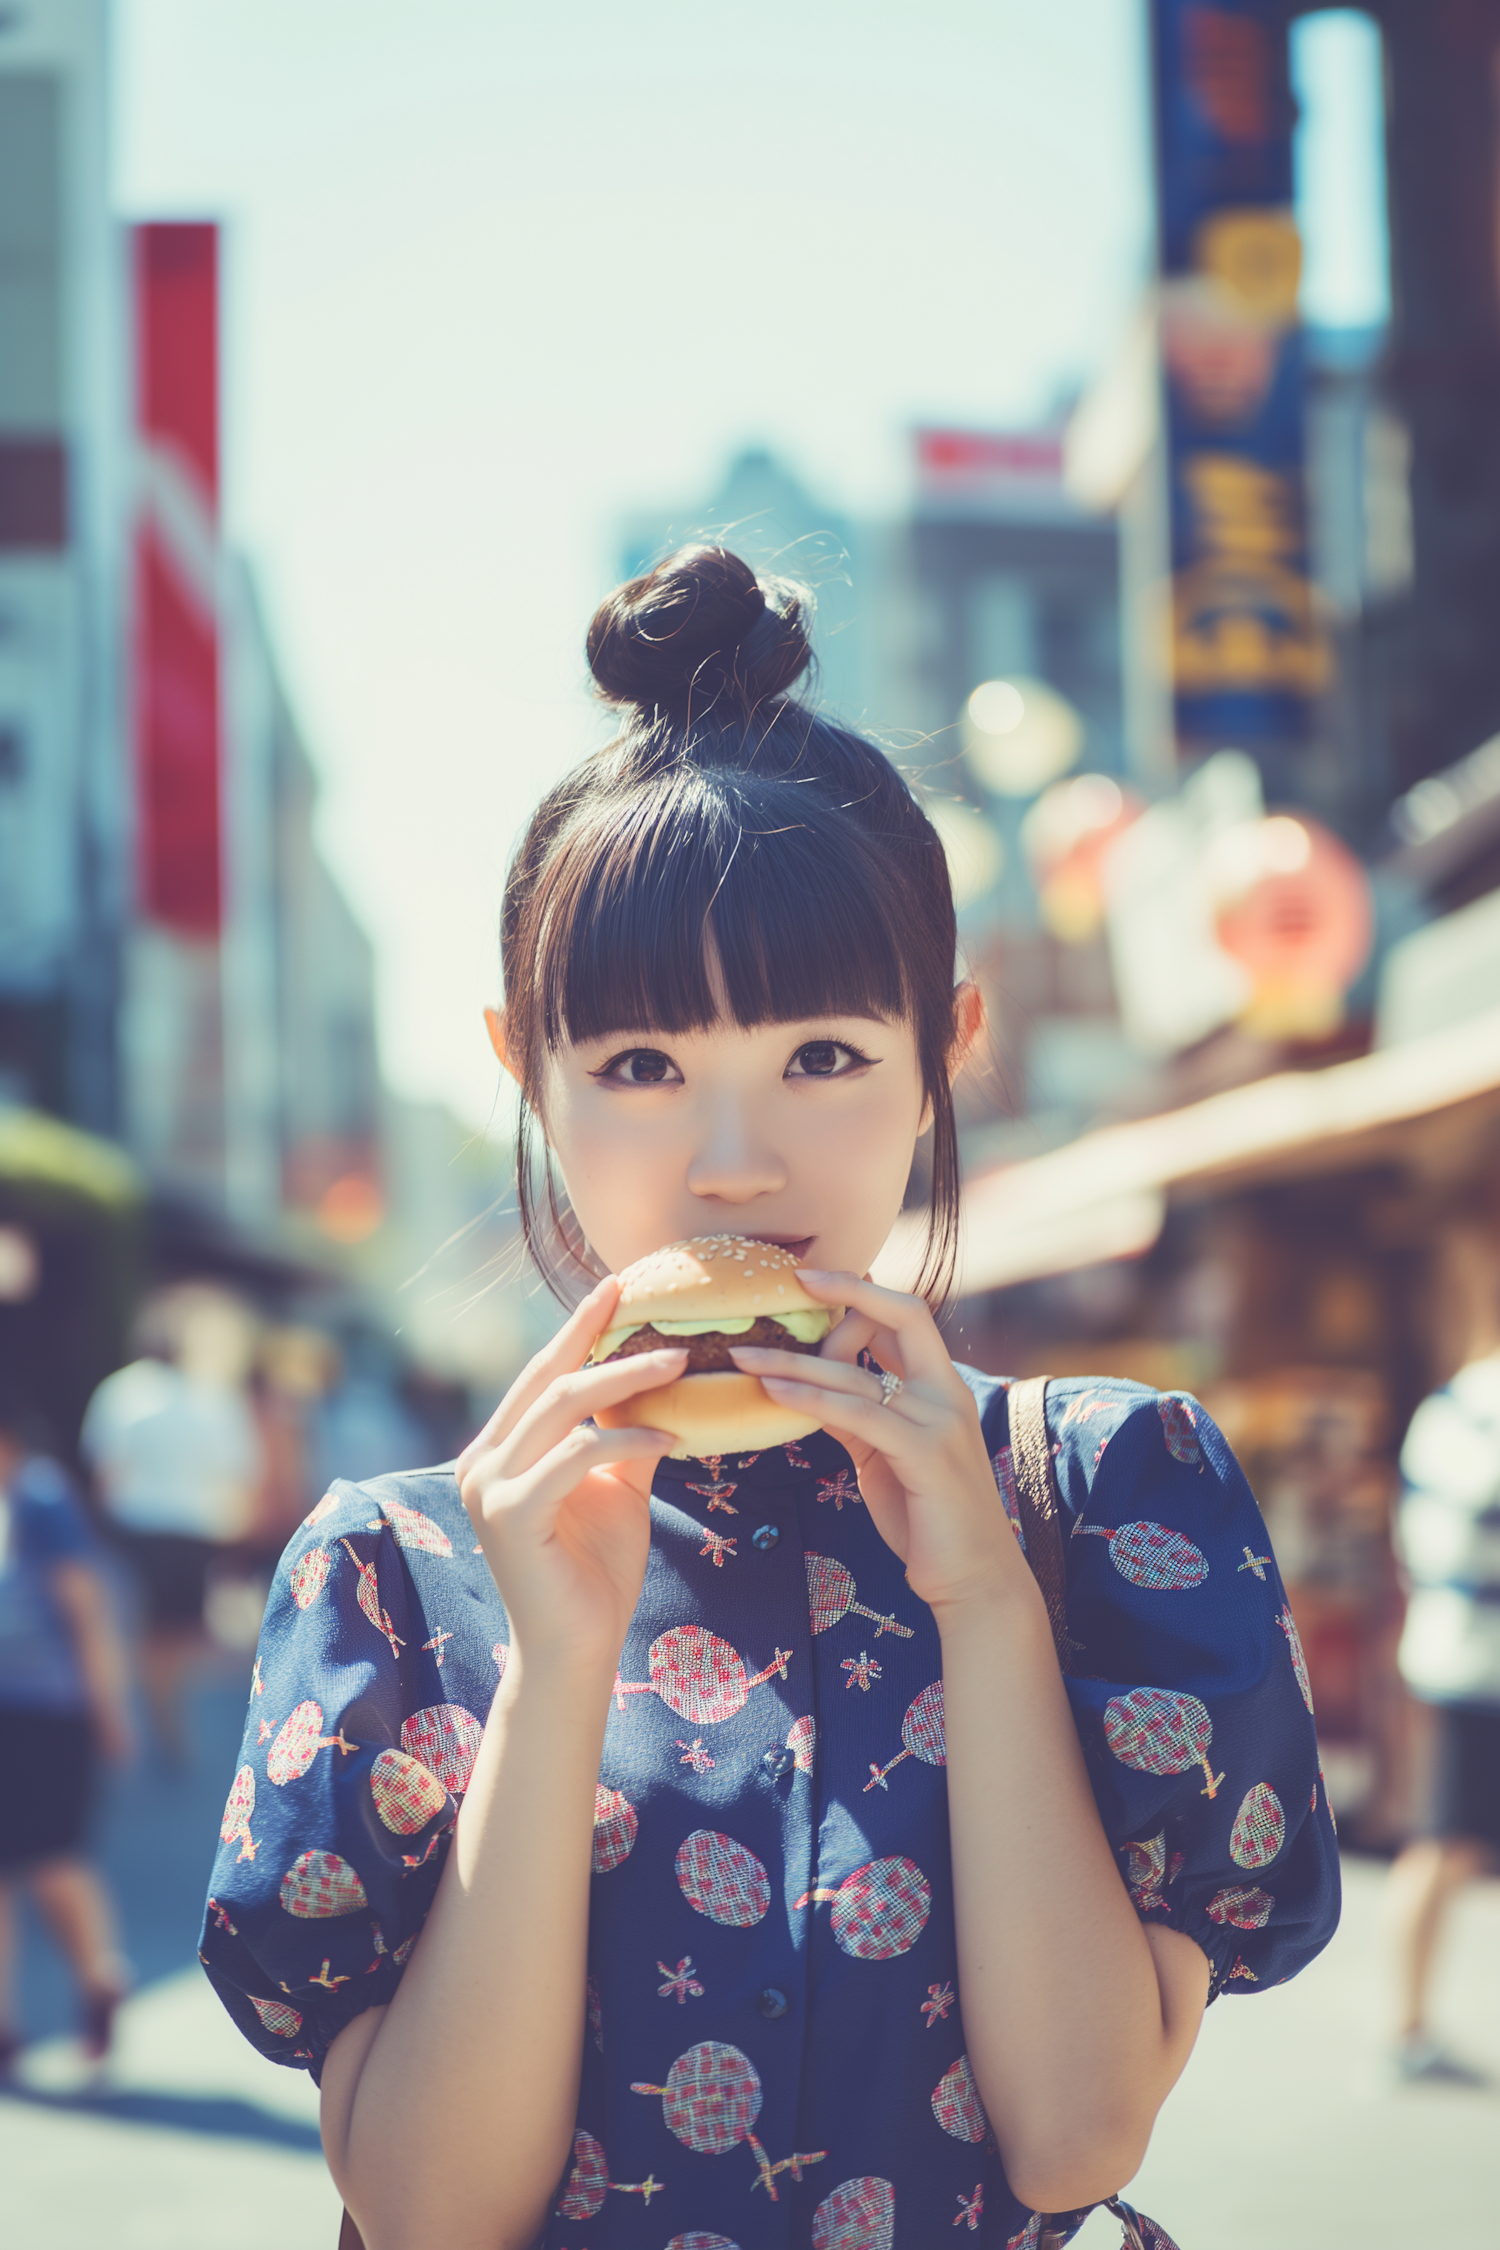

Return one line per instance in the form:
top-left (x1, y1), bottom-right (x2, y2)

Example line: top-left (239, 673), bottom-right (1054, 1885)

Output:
top-left (198, 1469), bottom-right (507, 2080)
top-left (982, 1376), bottom-right (1341, 2000)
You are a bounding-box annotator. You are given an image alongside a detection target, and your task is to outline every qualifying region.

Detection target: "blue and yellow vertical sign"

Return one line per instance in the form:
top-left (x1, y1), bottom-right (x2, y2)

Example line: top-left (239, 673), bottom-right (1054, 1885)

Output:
top-left (1152, 0), bottom-right (1330, 765)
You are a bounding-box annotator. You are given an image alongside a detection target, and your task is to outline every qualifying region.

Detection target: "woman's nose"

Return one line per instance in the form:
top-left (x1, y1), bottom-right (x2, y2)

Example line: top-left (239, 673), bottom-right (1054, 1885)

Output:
top-left (685, 1101), bottom-right (788, 1204)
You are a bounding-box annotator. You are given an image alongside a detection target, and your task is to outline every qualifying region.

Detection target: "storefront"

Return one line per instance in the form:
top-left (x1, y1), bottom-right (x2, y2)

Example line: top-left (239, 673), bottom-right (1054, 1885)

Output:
top-left (877, 1006), bottom-right (1500, 1841)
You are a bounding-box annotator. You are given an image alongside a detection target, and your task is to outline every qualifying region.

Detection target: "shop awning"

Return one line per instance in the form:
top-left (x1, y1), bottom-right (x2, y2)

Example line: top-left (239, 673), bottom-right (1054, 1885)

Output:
top-left (0, 1106), bottom-right (143, 1214)
top-left (875, 1007), bottom-right (1500, 1295)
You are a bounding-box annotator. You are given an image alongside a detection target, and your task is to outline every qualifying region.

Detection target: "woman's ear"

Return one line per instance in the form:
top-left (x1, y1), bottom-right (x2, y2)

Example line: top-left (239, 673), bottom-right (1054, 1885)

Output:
top-left (949, 980), bottom-right (987, 1082)
top-left (484, 1007), bottom-right (525, 1089)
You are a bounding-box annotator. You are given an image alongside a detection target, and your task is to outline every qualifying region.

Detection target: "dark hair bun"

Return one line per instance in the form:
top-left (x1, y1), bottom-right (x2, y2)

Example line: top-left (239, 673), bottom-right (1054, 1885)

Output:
top-left (587, 543), bottom-right (812, 716)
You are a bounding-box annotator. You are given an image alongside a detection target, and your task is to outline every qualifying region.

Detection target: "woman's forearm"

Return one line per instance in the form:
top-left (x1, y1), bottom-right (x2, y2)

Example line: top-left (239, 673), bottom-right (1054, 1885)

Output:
top-left (323, 1648), bottom-right (616, 2250)
top-left (938, 1580), bottom-right (1207, 2212)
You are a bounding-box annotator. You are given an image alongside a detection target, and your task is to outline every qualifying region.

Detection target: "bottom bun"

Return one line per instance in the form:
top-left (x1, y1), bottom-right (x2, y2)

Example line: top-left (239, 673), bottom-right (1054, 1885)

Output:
top-left (596, 1371), bottom-right (822, 1460)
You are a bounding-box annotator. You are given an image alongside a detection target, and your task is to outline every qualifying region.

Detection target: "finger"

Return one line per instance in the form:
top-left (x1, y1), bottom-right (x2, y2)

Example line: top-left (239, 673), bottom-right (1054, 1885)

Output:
top-left (502, 1348), bottom-right (689, 1473)
top-left (508, 1420), bottom-right (677, 1515)
top-left (814, 1308), bottom-right (907, 1382)
top-left (755, 1370), bottom-right (930, 1451)
top-left (796, 1269), bottom-right (952, 1385)
top-left (465, 1277), bottom-right (623, 1460)
top-left (749, 1364), bottom-right (933, 1438)
top-left (729, 1344), bottom-right (894, 1406)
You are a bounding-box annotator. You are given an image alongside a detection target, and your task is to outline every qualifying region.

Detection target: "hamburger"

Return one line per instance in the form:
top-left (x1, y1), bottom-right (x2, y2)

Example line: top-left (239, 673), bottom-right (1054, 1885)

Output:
top-left (591, 1235), bottom-right (840, 1458)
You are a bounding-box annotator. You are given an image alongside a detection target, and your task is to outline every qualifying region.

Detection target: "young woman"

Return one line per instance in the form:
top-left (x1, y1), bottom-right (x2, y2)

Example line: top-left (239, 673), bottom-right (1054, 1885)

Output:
top-left (201, 547), bottom-right (1339, 2250)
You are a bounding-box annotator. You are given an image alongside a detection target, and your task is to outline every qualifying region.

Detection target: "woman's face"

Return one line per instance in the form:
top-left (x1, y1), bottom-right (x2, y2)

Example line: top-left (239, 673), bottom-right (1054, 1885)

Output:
top-left (533, 1007), bottom-right (933, 1280)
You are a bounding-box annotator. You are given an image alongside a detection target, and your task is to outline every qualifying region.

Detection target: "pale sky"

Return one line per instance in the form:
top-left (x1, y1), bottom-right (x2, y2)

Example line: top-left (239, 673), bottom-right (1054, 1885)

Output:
top-left (113, 0), bottom-right (1157, 1127)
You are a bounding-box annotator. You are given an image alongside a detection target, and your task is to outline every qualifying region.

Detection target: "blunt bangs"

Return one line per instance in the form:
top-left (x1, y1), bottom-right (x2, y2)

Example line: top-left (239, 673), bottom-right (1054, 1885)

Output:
top-left (533, 770), bottom-right (915, 1059)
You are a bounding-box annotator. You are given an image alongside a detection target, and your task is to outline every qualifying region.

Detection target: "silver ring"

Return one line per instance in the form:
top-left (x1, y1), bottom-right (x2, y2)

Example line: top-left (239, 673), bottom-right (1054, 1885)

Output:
top-left (876, 1369), bottom-right (904, 1408)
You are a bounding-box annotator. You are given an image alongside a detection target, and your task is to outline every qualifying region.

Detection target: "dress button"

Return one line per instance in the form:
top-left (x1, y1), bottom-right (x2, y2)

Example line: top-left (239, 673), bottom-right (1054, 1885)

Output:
top-left (756, 1986), bottom-right (789, 2020)
top-left (762, 1745), bottom-right (794, 1779)
top-left (751, 1523), bottom-right (780, 1551)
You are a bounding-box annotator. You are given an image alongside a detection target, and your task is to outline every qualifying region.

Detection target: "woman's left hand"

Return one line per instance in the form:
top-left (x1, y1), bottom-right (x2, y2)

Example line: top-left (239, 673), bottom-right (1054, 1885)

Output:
top-left (730, 1271), bottom-right (1028, 1616)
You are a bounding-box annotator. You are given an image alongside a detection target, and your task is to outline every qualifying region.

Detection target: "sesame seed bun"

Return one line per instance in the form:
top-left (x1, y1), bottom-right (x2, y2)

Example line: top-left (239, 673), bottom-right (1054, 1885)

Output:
top-left (593, 1235), bottom-right (835, 1459)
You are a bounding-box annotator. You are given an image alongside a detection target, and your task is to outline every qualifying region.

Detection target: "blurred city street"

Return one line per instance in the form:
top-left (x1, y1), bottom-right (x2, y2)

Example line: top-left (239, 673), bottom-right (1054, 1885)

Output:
top-left (2, 1658), bottom-right (1497, 2250)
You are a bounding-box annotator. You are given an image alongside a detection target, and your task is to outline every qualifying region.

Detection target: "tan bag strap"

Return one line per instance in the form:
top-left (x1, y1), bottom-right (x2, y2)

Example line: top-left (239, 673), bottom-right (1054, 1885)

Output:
top-left (1006, 1375), bottom-right (1083, 1678)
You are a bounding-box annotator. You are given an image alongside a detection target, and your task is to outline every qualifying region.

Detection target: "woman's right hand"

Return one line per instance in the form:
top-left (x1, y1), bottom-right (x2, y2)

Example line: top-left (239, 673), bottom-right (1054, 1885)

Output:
top-left (456, 1277), bottom-right (684, 1673)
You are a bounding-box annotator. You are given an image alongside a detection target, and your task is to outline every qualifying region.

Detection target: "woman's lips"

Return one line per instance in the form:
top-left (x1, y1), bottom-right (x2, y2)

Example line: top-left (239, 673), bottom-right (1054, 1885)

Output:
top-left (740, 1232), bottom-right (814, 1258)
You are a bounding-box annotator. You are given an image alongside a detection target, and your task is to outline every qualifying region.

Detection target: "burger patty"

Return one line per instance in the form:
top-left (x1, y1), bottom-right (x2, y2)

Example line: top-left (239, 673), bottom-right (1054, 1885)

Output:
top-left (604, 1317), bottom-right (821, 1372)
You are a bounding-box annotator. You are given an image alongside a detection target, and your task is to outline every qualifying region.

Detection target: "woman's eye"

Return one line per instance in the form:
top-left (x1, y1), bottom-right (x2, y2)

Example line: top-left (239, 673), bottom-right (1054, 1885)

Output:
top-left (787, 1040), bottom-right (870, 1078)
top-left (599, 1048), bottom-right (679, 1085)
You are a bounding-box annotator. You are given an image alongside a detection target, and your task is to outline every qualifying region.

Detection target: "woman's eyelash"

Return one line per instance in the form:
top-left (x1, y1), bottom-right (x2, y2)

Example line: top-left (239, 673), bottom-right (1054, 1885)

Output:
top-left (789, 1040), bottom-right (877, 1074)
top-left (591, 1049), bottom-right (676, 1082)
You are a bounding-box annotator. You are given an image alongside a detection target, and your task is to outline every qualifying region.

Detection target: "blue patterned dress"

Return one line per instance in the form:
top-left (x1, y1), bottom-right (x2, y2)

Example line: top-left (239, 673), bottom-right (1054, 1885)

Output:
top-left (200, 1372), bottom-right (1340, 2248)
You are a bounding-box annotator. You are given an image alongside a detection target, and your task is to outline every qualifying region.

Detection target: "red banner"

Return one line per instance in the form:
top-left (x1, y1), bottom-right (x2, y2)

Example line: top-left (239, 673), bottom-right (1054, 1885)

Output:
top-left (132, 223), bottom-right (222, 937)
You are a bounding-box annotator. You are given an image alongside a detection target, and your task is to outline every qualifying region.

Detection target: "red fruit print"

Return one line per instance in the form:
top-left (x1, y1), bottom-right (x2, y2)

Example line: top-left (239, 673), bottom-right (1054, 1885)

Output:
top-left (783, 1439), bottom-right (812, 1470)
top-left (677, 1737), bottom-right (716, 1774)
top-left (676, 1830), bottom-right (771, 1927)
top-left (954, 2183), bottom-right (984, 2231)
top-left (366, 1498), bottom-right (452, 1556)
top-left (630, 2041), bottom-right (826, 2200)
top-left (805, 1553), bottom-right (914, 1641)
top-left (1237, 1546), bottom-right (1271, 1580)
top-left (667, 2236), bottom-right (740, 2250)
top-left (1229, 1782), bottom-right (1285, 1869)
top-left (1121, 1831), bottom-right (1167, 1913)
top-left (369, 1748), bottom-right (449, 1836)
top-left (492, 1640), bottom-right (509, 1677)
top-left (250, 1657), bottom-right (264, 1698)
top-left (1077, 1520), bottom-right (1208, 1590)
top-left (1277, 1605), bottom-right (1314, 1713)
top-left (920, 1980), bottom-right (955, 2028)
top-left (267, 1701), bottom-right (358, 1787)
top-left (990, 1446), bottom-right (1025, 1552)
top-left (557, 2127), bottom-right (609, 2218)
top-left (206, 1896), bottom-right (238, 1935)
top-left (613, 1625), bottom-right (790, 1726)
top-left (250, 1994), bottom-right (303, 2038)
top-left (812, 2176), bottom-right (895, 2250)
top-left (796, 1857), bottom-right (932, 1959)
top-left (1104, 1687), bottom-right (1223, 1797)
top-left (864, 1681), bottom-right (946, 1794)
top-left (289, 1546), bottom-right (331, 1609)
top-left (657, 1955), bottom-right (705, 2004)
top-left (699, 1528), bottom-right (737, 1568)
top-left (592, 1785), bottom-right (639, 1873)
top-left (1007, 2218), bottom-right (1041, 2250)
top-left (339, 1538), bottom-right (405, 1658)
top-left (931, 2053), bottom-right (989, 2143)
top-left (554, 2127), bottom-right (664, 2217)
top-left (1206, 1883), bottom-right (1274, 1930)
top-left (400, 1703), bottom-right (483, 1795)
top-left (1229, 1957), bottom-right (1259, 1982)
top-left (220, 1765), bottom-right (257, 1861)
top-left (1158, 1394), bottom-right (1202, 1466)
top-left (280, 1849), bottom-right (368, 1919)
top-left (841, 1650), bottom-right (881, 1693)
top-left (787, 1715), bottom-right (816, 1772)
top-left (303, 1491), bottom-right (341, 1529)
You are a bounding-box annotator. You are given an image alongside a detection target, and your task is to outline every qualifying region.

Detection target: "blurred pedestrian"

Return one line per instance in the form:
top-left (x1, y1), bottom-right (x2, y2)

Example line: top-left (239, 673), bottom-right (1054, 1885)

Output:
top-left (80, 1283), bottom-right (262, 1764)
top-left (1386, 1226), bottom-right (1500, 2085)
top-left (0, 1399), bottom-right (132, 2069)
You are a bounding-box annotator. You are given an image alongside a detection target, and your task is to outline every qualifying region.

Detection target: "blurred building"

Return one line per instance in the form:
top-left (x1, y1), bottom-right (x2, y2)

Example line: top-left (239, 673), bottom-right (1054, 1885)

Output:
top-left (0, 2), bottom-right (523, 1442)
